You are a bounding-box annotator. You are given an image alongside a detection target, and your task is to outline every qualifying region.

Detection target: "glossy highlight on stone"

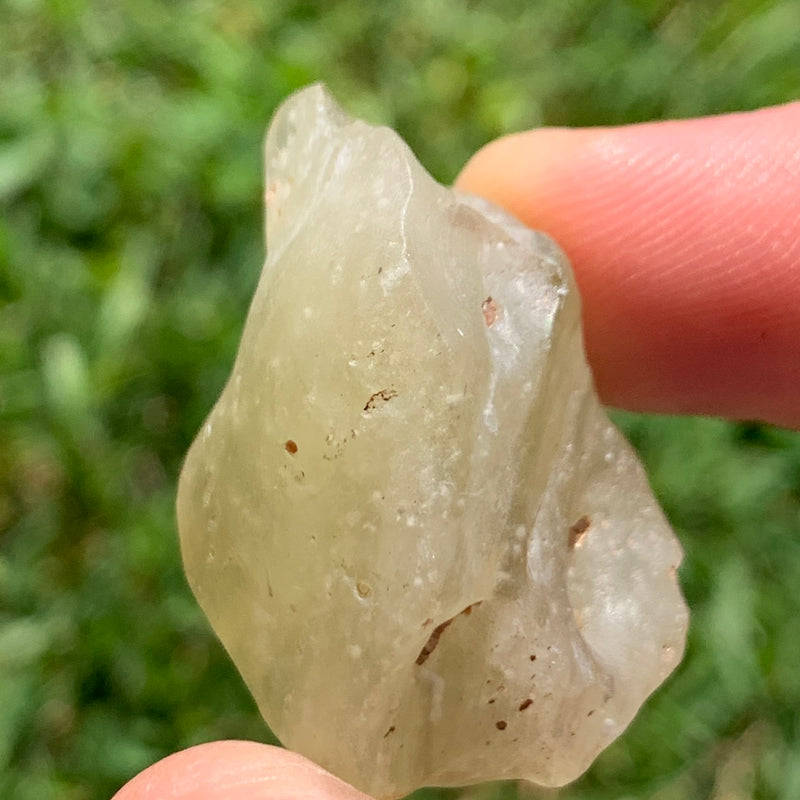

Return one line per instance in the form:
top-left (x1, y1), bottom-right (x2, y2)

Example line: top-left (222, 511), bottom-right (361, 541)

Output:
top-left (177, 85), bottom-right (689, 799)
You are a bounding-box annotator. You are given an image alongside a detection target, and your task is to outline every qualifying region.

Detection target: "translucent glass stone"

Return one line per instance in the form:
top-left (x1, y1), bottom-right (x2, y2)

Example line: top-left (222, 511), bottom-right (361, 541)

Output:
top-left (177, 85), bottom-right (688, 799)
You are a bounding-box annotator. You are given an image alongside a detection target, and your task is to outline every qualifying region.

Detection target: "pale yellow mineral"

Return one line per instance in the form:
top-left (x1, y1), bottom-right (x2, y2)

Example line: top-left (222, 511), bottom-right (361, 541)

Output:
top-left (177, 84), bottom-right (688, 799)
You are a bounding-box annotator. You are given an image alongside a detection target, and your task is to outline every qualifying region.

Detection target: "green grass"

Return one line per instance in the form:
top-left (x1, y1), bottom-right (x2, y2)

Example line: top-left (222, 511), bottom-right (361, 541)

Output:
top-left (1, 1), bottom-right (799, 798)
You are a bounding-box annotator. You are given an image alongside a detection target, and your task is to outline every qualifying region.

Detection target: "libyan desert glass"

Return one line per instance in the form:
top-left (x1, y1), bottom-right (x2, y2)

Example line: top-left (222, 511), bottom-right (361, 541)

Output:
top-left (177, 85), bottom-right (688, 800)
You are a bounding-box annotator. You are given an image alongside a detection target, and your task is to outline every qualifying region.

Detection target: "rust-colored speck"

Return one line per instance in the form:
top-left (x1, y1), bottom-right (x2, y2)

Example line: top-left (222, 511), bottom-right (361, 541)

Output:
top-left (363, 388), bottom-right (398, 413)
top-left (482, 296), bottom-right (498, 327)
top-left (529, 654), bottom-right (537, 662)
top-left (461, 602), bottom-right (480, 616)
top-left (496, 720), bottom-right (507, 731)
top-left (568, 515), bottom-right (591, 550)
top-left (415, 603), bottom-right (478, 665)
top-left (518, 699), bottom-right (533, 711)
top-left (383, 725), bottom-right (395, 738)
top-left (284, 439), bottom-right (298, 454)
top-left (416, 618), bottom-right (453, 665)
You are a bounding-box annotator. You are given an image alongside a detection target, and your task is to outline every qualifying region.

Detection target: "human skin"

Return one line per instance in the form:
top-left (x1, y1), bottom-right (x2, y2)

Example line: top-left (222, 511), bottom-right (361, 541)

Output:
top-left (457, 101), bottom-right (800, 429)
top-left (111, 101), bottom-right (800, 799)
top-left (110, 741), bottom-right (370, 800)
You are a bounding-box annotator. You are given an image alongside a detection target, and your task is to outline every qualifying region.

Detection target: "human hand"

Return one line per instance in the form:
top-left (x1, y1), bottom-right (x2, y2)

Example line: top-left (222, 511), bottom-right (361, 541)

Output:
top-left (111, 101), bottom-right (800, 799)
top-left (110, 741), bottom-right (368, 800)
top-left (457, 101), bottom-right (800, 429)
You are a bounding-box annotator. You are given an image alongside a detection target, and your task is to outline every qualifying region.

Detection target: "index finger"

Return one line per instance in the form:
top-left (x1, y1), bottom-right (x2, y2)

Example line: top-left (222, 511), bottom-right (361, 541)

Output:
top-left (456, 102), bottom-right (800, 429)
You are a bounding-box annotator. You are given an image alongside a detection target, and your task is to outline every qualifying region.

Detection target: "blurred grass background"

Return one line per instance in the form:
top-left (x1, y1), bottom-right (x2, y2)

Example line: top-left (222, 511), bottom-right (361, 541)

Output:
top-left (1, 1), bottom-right (799, 798)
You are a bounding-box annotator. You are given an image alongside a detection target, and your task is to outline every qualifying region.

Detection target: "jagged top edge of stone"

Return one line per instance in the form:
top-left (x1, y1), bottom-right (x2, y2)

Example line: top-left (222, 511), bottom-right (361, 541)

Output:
top-left (262, 82), bottom-right (569, 274)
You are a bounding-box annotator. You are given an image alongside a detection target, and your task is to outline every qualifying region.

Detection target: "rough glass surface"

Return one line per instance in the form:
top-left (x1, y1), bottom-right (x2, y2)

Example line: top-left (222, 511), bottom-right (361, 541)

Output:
top-left (177, 85), bottom-right (689, 799)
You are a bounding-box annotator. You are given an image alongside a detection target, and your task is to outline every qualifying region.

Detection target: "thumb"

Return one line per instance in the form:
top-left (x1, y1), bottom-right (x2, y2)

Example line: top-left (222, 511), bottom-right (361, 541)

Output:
top-left (110, 741), bottom-right (372, 800)
top-left (456, 102), bottom-right (800, 429)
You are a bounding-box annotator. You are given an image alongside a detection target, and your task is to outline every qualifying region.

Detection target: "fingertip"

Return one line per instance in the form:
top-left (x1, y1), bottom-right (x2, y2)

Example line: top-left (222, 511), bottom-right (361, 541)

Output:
top-left (455, 128), bottom-right (587, 229)
top-left (455, 106), bottom-right (800, 428)
top-left (111, 741), bottom-right (372, 800)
